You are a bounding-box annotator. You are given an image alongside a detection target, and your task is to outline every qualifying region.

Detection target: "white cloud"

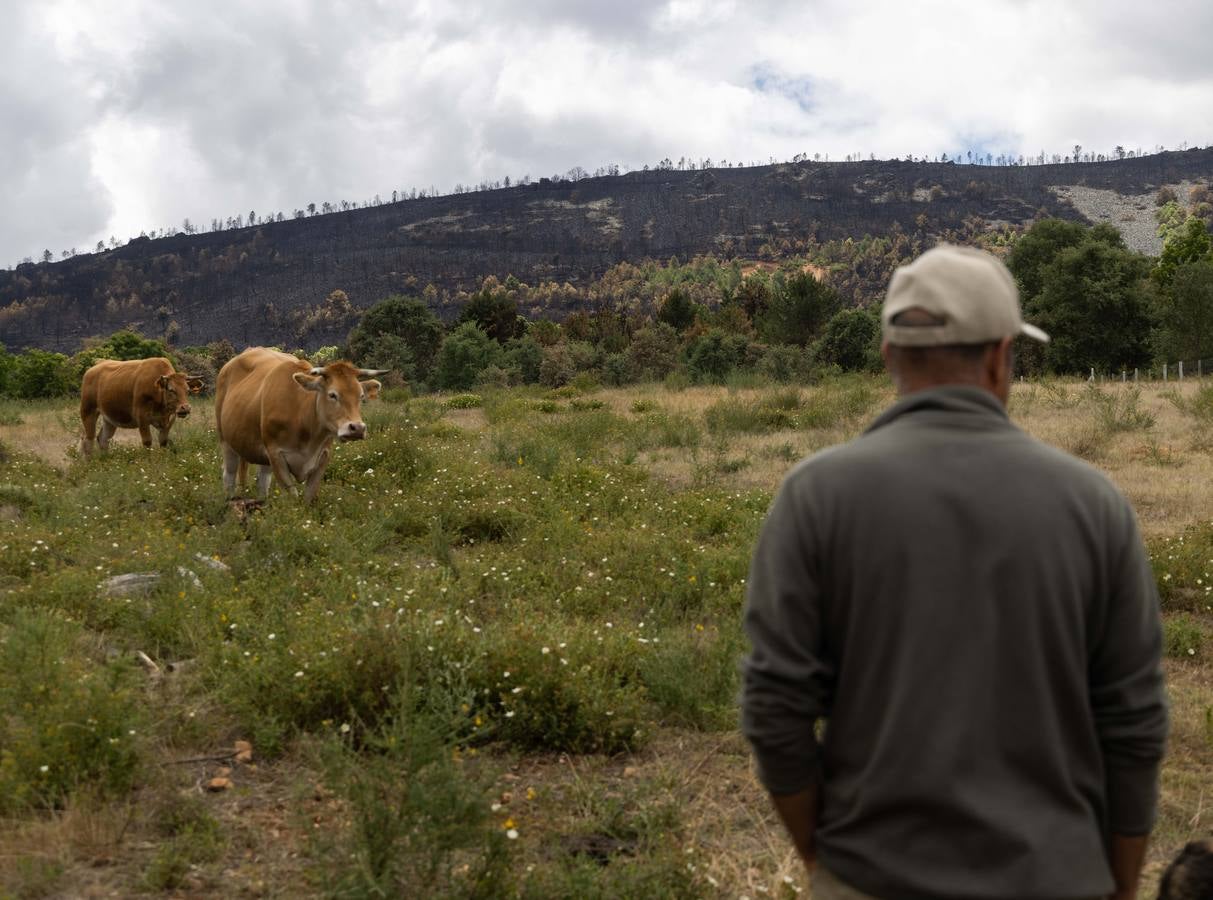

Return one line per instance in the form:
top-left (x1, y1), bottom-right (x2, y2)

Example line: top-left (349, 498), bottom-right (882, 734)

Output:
top-left (3, 0), bottom-right (1211, 265)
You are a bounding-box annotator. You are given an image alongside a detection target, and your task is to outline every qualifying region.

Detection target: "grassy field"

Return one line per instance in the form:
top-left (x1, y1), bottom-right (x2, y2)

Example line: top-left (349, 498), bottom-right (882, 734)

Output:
top-left (0, 375), bottom-right (1210, 899)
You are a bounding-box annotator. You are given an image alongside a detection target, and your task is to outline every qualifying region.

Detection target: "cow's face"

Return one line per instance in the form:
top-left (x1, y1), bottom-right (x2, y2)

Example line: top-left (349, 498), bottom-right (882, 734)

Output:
top-left (293, 363), bottom-right (388, 441)
top-left (158, 373), bottom-right (203, 418)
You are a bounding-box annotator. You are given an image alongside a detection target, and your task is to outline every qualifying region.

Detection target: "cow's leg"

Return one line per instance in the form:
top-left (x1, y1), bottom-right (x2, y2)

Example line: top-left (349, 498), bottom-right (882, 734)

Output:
top-left (222, 444), bottom-right (242, 498)
top-left (268, 448), bottom-right (299, 497)
top-left (303, 449), bottom-right (330, 503)
top-left (80, 403), bottom-right (99, 458)
top-left (236, 460), bottom-right (248, 488)
top-left (156, 420), bottom-right (172, 448)
top-left (98, 418), bottom-right (118, 452)
top-left (256, 465), bottom-right (273, 499)
top-left (138, 423), bottom-right (153, 449)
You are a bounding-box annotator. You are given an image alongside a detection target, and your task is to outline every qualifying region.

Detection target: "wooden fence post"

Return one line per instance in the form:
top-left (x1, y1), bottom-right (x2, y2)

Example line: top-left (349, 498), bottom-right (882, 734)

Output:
top-left (1179, 361), bottom-right (1184, 381)
top-left (1164, 363), bottom-right (1168, 381)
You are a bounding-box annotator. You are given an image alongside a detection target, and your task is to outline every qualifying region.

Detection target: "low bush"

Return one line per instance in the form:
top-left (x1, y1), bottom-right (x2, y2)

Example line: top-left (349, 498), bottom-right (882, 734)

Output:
top-left (0, 609), bottom-right (144, 812)
top-left (1151, 524), bottom-right (1213, 612)
top-left (468, 632), bottom-right (648, 755)
top-left (799, 377), bottom-right (879, 428)
top-left (1089, 385), bottom-right (1155, 433)
top-left (1163, 615), bottom-right (1206, 660)
top-left (445, 393), bottom-right (484, 409)
top-left (314, 684), bottom-right (511, 898)
top-left (636, 626), bottom-right (744, 731)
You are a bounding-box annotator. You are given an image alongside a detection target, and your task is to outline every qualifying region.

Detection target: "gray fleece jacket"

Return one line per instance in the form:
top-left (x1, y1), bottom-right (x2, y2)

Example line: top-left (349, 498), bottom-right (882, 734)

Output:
top-left (741, 385), bottom-right (1167, 900)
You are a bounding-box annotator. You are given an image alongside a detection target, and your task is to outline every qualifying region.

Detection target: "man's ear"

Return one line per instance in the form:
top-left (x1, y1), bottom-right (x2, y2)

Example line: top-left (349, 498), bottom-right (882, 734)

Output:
top-left (987, 336), bottom-right (1014, 380)
top-left (293, 372), bottom-right (324, 392)
top-left (360, 379), bottom-right (382, 401)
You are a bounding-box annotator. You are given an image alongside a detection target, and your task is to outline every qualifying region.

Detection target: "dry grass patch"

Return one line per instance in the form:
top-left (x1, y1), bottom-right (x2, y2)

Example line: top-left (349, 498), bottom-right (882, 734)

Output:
top-left (1012, 381), bottom-right (1213, 539)
top-left (0, 399), bottom-right (219, 470)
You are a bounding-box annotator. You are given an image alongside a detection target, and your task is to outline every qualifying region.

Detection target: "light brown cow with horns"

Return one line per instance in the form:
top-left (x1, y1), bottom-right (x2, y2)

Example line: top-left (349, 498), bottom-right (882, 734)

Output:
top-left (80, 357), bottom-right (204, 456)
top-left (214, 347), bottom-right (387, 502)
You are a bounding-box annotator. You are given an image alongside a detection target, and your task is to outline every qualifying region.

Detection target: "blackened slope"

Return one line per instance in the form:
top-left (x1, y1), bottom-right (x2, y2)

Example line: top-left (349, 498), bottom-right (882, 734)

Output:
top-left (3, 149), bottom-right (1211, 351)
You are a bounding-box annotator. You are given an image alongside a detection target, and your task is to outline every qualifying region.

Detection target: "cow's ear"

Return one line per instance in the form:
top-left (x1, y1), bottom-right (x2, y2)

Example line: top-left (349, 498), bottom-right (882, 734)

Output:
top-left (157, 375), bottom-right (171, 389)
top-left (360, 379), bottom-right (382, 401)
top-left (187, 378), bottom-right (204, 394)
top-left (293, 372), bottom-right (324, 392)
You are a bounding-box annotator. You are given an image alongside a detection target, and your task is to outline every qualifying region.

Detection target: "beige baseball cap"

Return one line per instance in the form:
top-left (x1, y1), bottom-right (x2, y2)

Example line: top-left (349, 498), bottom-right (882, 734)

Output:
top-left (882, 244), bottom-right (1049, 346)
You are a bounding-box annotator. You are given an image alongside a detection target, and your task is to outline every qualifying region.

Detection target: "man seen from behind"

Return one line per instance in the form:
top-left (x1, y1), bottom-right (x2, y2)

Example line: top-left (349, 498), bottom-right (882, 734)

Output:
top-left (741, 244), bottom-right (1168, 899)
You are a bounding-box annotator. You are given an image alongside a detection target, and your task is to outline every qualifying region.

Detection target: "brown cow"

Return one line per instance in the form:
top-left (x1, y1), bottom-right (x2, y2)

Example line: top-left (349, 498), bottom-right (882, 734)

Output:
top-left (215, 347), bottom-right (386, 502)
top-left (80, 357), bottom-right (203, 457)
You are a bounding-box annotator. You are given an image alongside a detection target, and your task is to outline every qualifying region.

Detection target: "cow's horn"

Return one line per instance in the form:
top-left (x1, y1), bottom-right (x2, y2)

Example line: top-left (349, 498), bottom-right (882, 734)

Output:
top-left (357, 368), bottom-right (390, 378)
top-left (309, 367), bottom-right (326, 376)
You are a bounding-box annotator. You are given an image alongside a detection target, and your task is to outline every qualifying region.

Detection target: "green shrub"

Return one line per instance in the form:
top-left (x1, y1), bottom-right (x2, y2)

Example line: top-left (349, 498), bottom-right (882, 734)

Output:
top-left (637, 627), bottom-right (743, 730)
top-left (800, 378), bottom-right (879, 429)
top-left (1150, 524), bottom-right (1213, 611)
top-left (570, 371), bottom-right (600, 393)
top-left (504, 336), bottom-right (544, 384)
top-left (347, 295), bottom-right (444, 381)
top-left (625, 324), bottom-right (681, 382)
top-left (757, 344), bottom-right (811, 383)
top-left (213, 614), bottom-right (418, 756)
top-left (757, 270), bottom-right (842, 347)
top-left (1163, 615), bottom-right (1206, 660)
top-left (812, 307), bottom-right (882, 372)
top-left (466, 631), bottom-right (648, 755)
top-left (491, 426), bottom-right (563, 476)
top-left (435, 322), bottom-right (501, 391)
top-left (5, 350), bottom-right (74, 399)
top-left (657, 288), bottom-right (697, 332)
top-left (0, 346), bottom-right (13, 396)
top-left (356, 332), bottom-right (418, 383)
top-left (70, 330), bottom-right (171, 381)
top-left (1168, 383), bottom-right (1213, 421)
top-left (705, 389), bottom-right (806, 434)
top-left (686, 329), bottom-right (753, 384)
top-left (445, 393), bottom-right (484, 409)
top-left (548, 409), bottom-right (626, 459)
top-left (1089, 386), bottom-right (1155, 433)
top-left (601, 352), bottom-right (633, 386)
top-left (315, 685), bottom-right (510, 899)
top-left (0, 609), bottom-right (143, 812)
top-left (539, 344), bottom-right (576, 388)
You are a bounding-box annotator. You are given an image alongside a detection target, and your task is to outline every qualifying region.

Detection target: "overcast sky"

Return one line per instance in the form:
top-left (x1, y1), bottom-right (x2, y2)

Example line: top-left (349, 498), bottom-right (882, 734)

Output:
top-left (5, 0), bottom-right (1211, 268)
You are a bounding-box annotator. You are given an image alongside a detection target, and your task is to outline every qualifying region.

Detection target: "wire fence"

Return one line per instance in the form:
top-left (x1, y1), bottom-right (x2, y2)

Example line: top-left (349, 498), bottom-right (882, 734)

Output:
top-left (1083, 356), bottom-right (1213, 384)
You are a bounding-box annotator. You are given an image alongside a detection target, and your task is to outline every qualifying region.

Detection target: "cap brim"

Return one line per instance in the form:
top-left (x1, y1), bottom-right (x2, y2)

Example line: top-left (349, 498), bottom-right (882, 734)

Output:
top-left (1021, 322), bottom-right (1050, 343)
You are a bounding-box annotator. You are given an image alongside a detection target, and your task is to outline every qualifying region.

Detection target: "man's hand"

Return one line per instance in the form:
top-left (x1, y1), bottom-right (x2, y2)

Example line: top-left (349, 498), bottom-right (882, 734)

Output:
top-left (1106, 833), bottom-right (1149, 900)
top-left (769, 786), bottom-right (819, 871)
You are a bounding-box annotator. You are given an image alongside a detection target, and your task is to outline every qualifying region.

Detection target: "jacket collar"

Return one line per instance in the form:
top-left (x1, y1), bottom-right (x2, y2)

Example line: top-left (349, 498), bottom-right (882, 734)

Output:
top-left (865, 385), bottom-right (1010, 435)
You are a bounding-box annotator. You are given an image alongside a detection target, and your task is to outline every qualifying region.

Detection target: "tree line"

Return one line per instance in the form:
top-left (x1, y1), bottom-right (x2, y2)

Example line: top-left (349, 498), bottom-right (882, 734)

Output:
top-left (4, 200), bottom-right (1209, 400)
